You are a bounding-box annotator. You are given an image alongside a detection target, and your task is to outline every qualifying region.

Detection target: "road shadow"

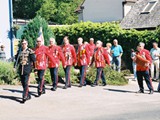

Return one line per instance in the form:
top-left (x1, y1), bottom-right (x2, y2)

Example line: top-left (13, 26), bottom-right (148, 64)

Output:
top-left (104, 88), bottom-right (136, 94)
top-left (0, 95), bottom-right (22, 103)
top-left (3, 88), bottom-right (38, 97)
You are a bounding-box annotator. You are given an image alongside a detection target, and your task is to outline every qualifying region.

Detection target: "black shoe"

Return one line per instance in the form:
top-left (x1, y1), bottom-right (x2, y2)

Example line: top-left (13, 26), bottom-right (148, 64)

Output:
top-left (149, 90), bottom-right (154, 94)
top-left (102, 83), bottom-right (107, 86)
top-left (137, 90), bottom-right (144, 93)
top-left (78, 84), bottom-right (83, 88)
top-left (158, 90), bottom-right (160, 93)
top-left (38, 91), bottom-right (42, 97)
top-left (42, 90), bottom-right (46, 94)
top-left (91, 83), bottom-right (98, 87)
top-left (22, 95), bottom-right (31, 103)
top-left (63, 86), bottom-right (68, 89)
top-left (68, 84), bottom-right (71, 88)
top-left (51, 86), bottom-right (57, 91)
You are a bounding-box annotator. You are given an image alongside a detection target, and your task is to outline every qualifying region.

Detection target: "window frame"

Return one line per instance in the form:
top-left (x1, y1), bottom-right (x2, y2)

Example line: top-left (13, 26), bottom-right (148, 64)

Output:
top-left (141, 0), bottom-right (158, 14)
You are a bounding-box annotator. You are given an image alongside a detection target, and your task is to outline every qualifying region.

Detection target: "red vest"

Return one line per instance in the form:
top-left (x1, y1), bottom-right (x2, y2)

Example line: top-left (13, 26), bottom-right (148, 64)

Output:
top-left (48, 45), bottom-right (65, 68)
top-left (35, 45), bottom-right (54, 70)
top-left (62, 44), bottom-right (77, 66)
top-left (94, 47), bottom-right (110, 68)
top-left (136, 49), bottom-right (152, 71)
top-left (88, 43), bottom-right (96, 57)
top-left (77, 44), bottom-right (90, 66)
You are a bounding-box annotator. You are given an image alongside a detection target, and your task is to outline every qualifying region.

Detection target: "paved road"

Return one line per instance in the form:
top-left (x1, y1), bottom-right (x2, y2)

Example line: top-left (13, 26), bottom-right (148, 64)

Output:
top-left (0, 79), bottom-right (160, 120)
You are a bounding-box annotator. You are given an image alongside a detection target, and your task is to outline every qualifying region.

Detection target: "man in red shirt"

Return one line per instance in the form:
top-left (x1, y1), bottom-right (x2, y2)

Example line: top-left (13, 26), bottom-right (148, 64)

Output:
top-left (77, 37), bottom-right (90, 87)
top-left (88, 38), bottom-right (96, 62)
top-left (34, 37), bottom-right (55, 96)
top-left (48, 38), bottom-right (66, 91)
top-left (91, 40), bottom-right (110, 86)
top-left (134, 42), bottom-right (153, 94)
top-left (62, 36), bottom-right (77, 89)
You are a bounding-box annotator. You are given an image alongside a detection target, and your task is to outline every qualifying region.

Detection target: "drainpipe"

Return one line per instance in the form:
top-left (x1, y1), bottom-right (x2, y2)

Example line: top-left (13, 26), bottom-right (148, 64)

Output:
top-left (9, 0), bottom-right (13, 58)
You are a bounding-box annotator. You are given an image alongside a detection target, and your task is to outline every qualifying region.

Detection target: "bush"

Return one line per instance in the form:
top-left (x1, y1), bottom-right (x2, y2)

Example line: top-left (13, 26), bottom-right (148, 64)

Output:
top-left (86, 66), bottom-right (128, 86)
top-left (43, 64), bottom-right (128, 86)
top-left (0, 61), bottom-right (19, 85)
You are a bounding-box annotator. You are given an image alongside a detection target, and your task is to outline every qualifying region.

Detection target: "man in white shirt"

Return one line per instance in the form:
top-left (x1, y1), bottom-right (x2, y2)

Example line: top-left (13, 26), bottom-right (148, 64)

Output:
top-left (150, 42), bottom-right (160, 81)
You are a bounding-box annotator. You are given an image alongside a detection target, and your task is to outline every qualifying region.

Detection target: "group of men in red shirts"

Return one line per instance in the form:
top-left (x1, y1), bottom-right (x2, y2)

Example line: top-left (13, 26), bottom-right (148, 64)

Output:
top-left (34, 36), bottom-right (110, 92)
top-left (15, 35), bottom-right (156, 104)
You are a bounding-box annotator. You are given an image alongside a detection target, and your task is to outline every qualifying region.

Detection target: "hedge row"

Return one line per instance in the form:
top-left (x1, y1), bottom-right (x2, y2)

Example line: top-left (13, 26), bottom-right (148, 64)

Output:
top-left (50, 22), bottom-right (160, 69)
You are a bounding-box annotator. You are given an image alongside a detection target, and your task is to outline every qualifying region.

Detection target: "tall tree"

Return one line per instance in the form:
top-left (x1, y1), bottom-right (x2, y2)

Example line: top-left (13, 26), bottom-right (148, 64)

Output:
top-left (37, 0), bottom-right (83, 24)
top-left (13, 0), bottom-right (43, 19)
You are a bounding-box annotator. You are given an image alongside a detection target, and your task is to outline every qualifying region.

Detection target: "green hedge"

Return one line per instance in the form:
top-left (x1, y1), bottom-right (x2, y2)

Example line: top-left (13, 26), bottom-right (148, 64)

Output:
top-left (43, 64), bottom-right (128, 86)
top-left (0, 61), bottom-right (19, 85)
top-left (50, 22), bottom-right (160, 70)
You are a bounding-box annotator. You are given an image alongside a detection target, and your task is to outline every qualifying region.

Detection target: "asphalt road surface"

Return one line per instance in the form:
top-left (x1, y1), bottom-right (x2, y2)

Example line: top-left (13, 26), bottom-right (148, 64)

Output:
top-left (0, 79), bottom-right (160, 120)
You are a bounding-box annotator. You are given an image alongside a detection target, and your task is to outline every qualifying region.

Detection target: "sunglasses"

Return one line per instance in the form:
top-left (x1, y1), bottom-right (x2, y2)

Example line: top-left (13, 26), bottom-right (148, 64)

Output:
top-left (37, 41), bottom-right (41, 42)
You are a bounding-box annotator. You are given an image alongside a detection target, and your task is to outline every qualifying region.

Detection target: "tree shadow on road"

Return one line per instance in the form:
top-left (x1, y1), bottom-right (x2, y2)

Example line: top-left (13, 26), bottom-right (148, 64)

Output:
top-left (0, 95), bottom-right (22, 103)
top-left (104, 88), bottom-right (136, 93)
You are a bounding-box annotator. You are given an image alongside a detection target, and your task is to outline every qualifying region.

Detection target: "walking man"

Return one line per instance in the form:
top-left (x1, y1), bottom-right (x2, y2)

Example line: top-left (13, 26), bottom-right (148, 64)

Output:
top-left (134, 42), bottom-right (154, 94)
top-left (77, 37), bottom-right (90, 87)
top-left (48, 38), bottom-right (66, 91)
top-left (111, 39), bottom-right (123, 72)
top-left (62, 36), bottom-right (77, 89)
top-left (91, 40), bottom-right (110, 86)
top-left (88, 38), bottom-right (96, 63)
top-left (34, 37), bottom-right (55, 96)
top-left (15, 39), bottom-right (36, 103)
top-left (150, 42), bottom-right (160, 81)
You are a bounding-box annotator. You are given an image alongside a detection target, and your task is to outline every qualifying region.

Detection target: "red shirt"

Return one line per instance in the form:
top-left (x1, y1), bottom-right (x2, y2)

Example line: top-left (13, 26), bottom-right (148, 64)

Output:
top-left (62, 44), bottom-right (77, 66)
top-left (93, 47), bottom-right (110, 68)
top-left (35, 45), bottom-right (55, 70)
top-left (88, 43), bottom-right (96, 57)
top-left (77, 44), bottom-right (90, 66)
top-left (48, 45), bottom-right (65, 68)
top-left (136, 49), bottom-right (152, 71)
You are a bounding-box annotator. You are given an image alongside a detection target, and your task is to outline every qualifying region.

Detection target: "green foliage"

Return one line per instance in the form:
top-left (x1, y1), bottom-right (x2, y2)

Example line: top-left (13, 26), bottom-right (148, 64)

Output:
top-left (13, 0), bottom-right (43, 19)
top-left (36, 0), bottom-right (83, 24)
top-left (0, 62), bottom-right (19, 85)
top-left (86, 66), bottom-right (128, 86)
top-left (22, 16), bottom-right (54, 48)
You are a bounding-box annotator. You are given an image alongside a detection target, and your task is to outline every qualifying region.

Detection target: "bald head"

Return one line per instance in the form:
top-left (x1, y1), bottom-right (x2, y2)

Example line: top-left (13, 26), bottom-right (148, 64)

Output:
top-left (113, 39), bottom-right (118, 46)
top-left (96, 40), bottom-right (103, 48)
top-left (50, 38), bottom-right (56, 45)
top-left (78, 37), bottom-right (83, 45)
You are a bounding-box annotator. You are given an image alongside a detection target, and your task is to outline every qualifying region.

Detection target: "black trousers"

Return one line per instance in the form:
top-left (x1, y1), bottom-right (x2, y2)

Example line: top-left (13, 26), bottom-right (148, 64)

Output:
top-left (94, 67), bottom-right (106, 84)
top-left (37, 70), bottom-right (45, 93)
top-left (137, 70), bottom-right (153, 91)
top-left (49, 67), bottom-right (58, 87)
top-left (79, 65), bottom-right (87, 85)
top-left (64, 65), bottom-right (72, 86)
top-left (20, 74), bottom-right (30, 98)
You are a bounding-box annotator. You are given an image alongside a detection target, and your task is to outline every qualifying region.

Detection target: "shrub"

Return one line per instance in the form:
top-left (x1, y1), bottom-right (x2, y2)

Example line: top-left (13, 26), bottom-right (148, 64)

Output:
top-left (0, 61), bottom-right (19, 85)
top-left (86, 66), bottom-right (128, 86)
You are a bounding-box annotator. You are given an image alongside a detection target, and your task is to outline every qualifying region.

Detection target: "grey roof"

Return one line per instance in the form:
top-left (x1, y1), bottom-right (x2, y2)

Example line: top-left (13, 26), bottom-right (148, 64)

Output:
top-left (124, 0), bottom-right (138, 2)
top-left (121, 0), bottom-right (160, 29)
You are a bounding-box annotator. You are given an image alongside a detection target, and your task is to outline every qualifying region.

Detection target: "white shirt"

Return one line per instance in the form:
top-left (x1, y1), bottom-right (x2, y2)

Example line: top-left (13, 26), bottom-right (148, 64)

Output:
top-left (150, 47), bottom-right (160, 60)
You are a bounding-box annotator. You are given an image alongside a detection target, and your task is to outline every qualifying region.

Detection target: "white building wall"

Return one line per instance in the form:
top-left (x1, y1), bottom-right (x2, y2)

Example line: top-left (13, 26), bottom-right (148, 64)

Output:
top-left (81, 0), bottom-right (124, 22)
top-left (0, 0), bottom-right (12, 59)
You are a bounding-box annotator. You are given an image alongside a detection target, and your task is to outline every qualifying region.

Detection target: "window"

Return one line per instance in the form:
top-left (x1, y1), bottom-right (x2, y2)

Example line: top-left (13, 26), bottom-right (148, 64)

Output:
top-left (141, 0), bottom-right (158, 14)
